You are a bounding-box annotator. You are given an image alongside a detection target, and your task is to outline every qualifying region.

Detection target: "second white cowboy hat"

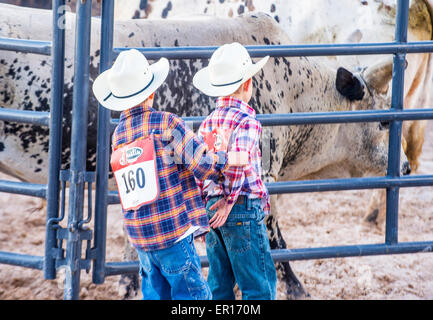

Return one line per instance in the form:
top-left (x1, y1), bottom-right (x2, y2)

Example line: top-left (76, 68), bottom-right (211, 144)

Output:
top-left (193, 42), bottom-right (269, 97)
top-left (92, 49), bottom-right (169, 111)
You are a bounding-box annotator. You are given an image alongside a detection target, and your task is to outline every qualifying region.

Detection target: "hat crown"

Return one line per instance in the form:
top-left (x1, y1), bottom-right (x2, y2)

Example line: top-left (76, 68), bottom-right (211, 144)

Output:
top-left (208, 42), bottom-right (252, 86)
top-left (107, 49), bottom-right (153, 97)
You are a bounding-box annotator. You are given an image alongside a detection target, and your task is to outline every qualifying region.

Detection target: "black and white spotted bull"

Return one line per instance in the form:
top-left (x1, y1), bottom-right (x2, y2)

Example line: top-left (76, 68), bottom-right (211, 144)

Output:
top-left (0, 5), bottom-right (411, 299)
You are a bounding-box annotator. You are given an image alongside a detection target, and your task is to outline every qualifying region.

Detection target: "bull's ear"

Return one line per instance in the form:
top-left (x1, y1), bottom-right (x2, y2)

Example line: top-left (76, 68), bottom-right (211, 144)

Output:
top-left (336, 67), bottom-right (365, 101)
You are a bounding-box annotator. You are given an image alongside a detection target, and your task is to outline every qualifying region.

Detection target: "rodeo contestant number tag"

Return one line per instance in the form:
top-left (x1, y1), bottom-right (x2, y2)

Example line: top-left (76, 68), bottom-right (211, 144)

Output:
top-left (110, 135), bottom-right (160, 211)
top-left (203, 128), bottom-right (232, 152)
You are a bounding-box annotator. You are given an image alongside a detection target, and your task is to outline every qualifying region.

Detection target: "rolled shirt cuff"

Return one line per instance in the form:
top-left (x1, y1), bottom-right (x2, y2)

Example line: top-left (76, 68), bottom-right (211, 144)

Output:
top-left (215, 150), bottom-right (229, 173)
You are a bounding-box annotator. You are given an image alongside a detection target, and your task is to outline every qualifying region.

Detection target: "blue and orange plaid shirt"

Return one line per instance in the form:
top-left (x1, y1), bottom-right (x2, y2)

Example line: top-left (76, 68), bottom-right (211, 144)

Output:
top-left (112, 103), bottom-right (228, 251)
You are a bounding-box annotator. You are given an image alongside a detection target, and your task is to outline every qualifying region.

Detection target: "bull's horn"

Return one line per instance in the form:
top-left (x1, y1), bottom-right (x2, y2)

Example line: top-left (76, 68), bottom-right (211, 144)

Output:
top-left (363, 57), bottom-right (393, 94)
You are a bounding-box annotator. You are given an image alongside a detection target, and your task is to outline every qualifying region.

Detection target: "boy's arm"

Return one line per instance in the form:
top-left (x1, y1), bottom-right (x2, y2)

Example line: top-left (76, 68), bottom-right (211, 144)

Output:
top-left (195, 125), bottom-right (207, 199)
top-left (208, 119), bottom-right (261, 228)
top-left (224, 118), bottom-right (260, 206)
top-left (170, 116), bottom-right (243, 182)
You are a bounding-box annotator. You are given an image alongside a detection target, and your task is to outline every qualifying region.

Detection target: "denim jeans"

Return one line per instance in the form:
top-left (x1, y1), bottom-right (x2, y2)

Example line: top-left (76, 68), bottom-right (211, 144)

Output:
top-left (136, 234), bottom-right (212, 300)
top-left (205, 196), bottom-right (277, 300)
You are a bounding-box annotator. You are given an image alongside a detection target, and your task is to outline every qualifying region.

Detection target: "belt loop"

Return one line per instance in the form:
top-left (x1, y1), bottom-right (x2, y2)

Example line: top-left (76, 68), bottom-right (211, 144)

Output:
top-left (246, 196), bottom-right (251, 210)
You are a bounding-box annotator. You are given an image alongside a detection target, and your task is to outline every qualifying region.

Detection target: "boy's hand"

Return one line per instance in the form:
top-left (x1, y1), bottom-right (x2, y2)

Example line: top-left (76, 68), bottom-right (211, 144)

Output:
top-left (227, 151), bottom-right (249, 166)
top-left (209, 198), bottom-right (235, 228)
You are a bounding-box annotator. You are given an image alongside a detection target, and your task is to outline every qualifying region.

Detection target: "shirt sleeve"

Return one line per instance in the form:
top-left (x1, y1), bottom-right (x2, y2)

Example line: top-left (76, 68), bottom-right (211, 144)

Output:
top-left (195, 124), bottom-right (206, 198)
top-left (224, 118), bottom-right (261, 206)
top-left (170, 116), bottom-right (229, 182)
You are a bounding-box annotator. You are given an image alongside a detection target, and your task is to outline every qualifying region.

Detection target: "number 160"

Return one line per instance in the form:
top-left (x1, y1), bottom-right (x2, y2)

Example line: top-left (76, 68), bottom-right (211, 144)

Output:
top-left (121, 167), bottom-right (145, 194)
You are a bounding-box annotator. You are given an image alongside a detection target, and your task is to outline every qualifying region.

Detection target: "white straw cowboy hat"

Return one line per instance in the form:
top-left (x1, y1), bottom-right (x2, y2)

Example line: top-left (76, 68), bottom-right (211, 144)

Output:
top-left (92, 49), bottom-right (169, 111)
top-left (193, 42), bottom-right (269, 97)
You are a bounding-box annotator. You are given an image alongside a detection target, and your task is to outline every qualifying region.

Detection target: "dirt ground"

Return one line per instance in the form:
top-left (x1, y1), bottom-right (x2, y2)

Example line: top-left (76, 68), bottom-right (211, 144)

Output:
top-left (0, 121), bottom-right (432, 300)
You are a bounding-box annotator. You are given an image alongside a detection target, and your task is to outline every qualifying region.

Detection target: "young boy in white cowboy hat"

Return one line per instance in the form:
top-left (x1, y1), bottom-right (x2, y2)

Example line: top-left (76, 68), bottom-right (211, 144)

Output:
top-left (193, 42), bottom-right (277, 300)
top-left (92, 48), bottom-right (248, 300)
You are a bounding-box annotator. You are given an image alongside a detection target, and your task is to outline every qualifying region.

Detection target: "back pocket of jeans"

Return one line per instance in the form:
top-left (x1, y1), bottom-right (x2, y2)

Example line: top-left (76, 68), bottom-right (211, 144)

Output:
top-left (220, 221), bottom-right (251, 253)
top-left (154, 240), bottom-right (192, 275)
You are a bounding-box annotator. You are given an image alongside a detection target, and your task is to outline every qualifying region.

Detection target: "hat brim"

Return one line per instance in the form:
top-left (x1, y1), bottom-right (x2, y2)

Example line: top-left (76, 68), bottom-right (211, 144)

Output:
top-left (92, 57), bottom-right (170, 111)
top-left (192, 56), bottom-right (269, 97)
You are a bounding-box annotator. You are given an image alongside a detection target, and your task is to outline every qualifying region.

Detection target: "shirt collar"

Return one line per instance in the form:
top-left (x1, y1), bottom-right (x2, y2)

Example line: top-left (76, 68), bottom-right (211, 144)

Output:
top-left (215, 96), bottom-right (256, 117)
top-left (119, 102), bottom-right (154, 121)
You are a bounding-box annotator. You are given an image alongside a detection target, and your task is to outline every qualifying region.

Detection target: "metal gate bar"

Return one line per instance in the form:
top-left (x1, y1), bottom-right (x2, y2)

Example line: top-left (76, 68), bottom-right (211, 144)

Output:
top-left (385, 0), bottom-right (408, 244)
top-left (113, 41), bottom-right (433, 59)
top-left (266, 175), bottom-right (433, 193)
top-left (0, 109), bottom-right (50, 126)
top-left (44, 0), bottom-right (66, 281)
top-left (7, 36), bottom-right (433, 59)
top-left (270, 241), bottom-right (433, 262)
top-left (0, 181), bottom-right (46, 197)
top-left (0, 252), bottom-right (44, 270)
top-left (104, 240), bottom-right (433, 275)
top-left (62, 0), bottom-right (92, 300)
top-left (92, 0), bottom-right (114, 286)
top-left (0, 0), bottom-right (65, 273)
top-left (107, 174), bottom-right (433, 206)
top-left (110, 108), bottom-right (433, 131)
top-left (0, 37), bottom-right (52, 55)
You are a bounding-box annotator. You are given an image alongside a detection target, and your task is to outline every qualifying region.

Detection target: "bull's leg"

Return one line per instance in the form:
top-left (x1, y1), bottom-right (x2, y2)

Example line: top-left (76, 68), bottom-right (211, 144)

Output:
top-left (404, 120), bottom-right (427, 173)
top-left (266, 193), bottom-right (310, 300)
top-left (364, 120), bottom-right (425, 229)
top-left (363, 189), bottom-right (387, 228)
top-left (118, 232), bottom-right (140, 299)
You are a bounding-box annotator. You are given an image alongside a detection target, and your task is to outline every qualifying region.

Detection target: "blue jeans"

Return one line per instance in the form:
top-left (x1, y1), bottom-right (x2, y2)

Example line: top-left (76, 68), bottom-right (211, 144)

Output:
top-left (136, 235), bottom-right (212, 300)
top-left (205, 196), bottom-right (277, 300)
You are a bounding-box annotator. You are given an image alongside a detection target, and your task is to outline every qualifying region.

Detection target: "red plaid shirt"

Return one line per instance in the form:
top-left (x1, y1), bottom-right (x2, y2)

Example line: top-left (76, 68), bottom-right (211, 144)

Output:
top-left (197, 97), bottom-right (270, 213)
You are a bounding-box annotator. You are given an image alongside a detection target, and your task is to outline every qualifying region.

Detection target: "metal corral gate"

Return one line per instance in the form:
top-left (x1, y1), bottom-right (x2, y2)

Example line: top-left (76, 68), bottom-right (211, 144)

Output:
top-left (0, 0), bottom-right (433, 300)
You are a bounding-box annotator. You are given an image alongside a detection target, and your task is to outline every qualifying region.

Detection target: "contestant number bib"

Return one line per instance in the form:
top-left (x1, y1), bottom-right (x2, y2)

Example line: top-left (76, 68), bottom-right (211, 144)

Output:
top-left (111, 136), bottom-right (160, 211)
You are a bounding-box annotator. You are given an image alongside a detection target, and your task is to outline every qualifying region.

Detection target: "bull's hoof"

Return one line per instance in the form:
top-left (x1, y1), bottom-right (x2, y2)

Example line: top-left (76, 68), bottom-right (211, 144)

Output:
top-left (285, 281), bottom-right (311, 300)
top-left (118, 273), bottom-right (140, 300)
top-left (364, 208), bottom-right (379, 224)
top-left (362, 209), bottom-right (386, 233)
top-left (278, 262), bottom-right (311, 300)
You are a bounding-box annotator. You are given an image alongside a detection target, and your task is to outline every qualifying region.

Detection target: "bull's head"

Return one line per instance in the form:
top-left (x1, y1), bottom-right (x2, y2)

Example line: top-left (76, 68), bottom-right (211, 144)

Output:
top-left (336, 57), bottom-right (393, 108)
top-left (335, 57), bottom-right (411, 177)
